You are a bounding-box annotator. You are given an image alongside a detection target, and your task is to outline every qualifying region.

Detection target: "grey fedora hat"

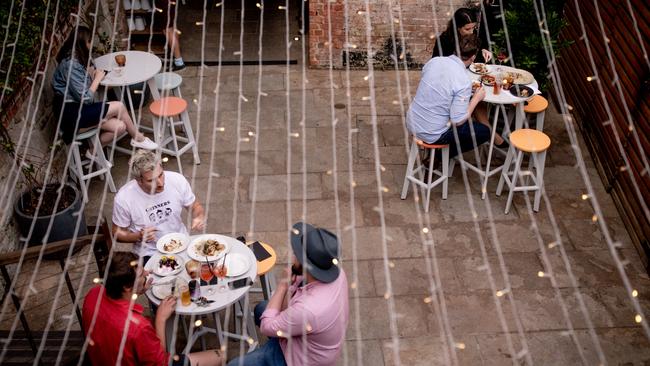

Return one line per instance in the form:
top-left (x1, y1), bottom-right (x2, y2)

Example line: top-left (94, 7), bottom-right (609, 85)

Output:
top-left (290, 222), bottom-right (340, 283)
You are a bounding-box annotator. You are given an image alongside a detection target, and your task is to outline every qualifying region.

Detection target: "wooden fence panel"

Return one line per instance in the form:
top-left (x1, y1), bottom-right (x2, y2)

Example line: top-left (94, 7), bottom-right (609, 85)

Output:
top-left (557, 0), bottom-right (650, 268)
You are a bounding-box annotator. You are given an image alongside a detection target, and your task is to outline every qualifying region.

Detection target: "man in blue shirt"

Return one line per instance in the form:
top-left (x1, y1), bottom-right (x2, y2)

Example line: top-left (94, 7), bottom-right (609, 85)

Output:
top-left (407, 34), bottom-right (491, 158)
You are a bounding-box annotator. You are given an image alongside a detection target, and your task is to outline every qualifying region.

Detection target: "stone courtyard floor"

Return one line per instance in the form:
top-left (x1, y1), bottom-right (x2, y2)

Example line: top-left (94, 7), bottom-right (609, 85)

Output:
top-left (4, 65), bottom-right (650, 365)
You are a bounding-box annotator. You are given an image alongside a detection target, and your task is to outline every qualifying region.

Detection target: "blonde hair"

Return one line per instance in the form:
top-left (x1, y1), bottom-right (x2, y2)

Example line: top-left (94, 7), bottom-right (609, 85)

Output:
top-left (129, 149), bottom-right (160, 179)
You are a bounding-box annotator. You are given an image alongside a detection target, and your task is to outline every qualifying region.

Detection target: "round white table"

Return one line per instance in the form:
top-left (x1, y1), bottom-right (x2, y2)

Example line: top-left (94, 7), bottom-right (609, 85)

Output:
top-left (144, 234), bottom-right (258, 354)
top-left (464, 64), bottom-right (540, 198)
top-left (94, 51), bottom-right (162, 155)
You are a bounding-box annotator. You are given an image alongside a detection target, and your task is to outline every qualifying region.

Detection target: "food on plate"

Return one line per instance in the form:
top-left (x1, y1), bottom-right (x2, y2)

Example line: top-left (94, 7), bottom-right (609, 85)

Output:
top-left (163, 238), bottom-right (183, 252)
top-left (195, 239), bottom-right (226, 257)
top-left (481, 74), bottom-right (496, 85)
top-left (504, 71), bottom-right (532, 84)
top-left (519, 88), bottom-right (530, 97)
top-left (472, 63), bottom-right (488, 74)
top-left (158, 255), bottom-right (179, 273)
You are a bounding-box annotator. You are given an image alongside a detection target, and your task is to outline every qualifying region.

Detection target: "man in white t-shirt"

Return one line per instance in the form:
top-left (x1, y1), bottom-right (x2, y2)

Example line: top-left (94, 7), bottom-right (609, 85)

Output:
top-left (112, 149), bottom-right (205, 261)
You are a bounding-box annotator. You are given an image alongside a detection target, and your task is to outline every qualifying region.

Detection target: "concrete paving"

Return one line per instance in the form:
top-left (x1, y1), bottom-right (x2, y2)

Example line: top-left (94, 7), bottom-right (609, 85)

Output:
top-left (15, 64), bottom-right (650, 364)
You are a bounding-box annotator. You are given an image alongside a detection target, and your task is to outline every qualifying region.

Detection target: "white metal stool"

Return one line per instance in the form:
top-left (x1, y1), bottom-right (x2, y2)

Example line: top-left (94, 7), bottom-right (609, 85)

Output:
top-left (149, 96), bottom-right (200, 174)
top-left (154, 72), bottom-right (183, 98)
top-left (65, 128), bottom-right (116, 203)
top-left (400, 137), bottom-right (450, 212)
top-left (496, 128), bottom-right (551, 214)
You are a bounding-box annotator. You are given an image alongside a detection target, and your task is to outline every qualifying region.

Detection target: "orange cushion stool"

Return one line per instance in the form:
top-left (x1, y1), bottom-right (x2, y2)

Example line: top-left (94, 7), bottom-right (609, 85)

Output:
top-left (149, 96), bottom-right (188, 117)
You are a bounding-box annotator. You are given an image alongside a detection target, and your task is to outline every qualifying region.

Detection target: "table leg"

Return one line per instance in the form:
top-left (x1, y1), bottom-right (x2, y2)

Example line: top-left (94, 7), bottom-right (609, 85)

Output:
top-left (148, 78), bottom-right (161, 100)
top-left (481, 106), bottom-right (501, 199)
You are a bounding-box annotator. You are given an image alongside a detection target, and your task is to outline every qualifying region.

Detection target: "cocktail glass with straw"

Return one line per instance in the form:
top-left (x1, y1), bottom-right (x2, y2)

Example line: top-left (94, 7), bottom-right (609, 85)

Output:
top-left (213, 254), bottom-right (228, 293)
top-left (200, 260), bottom-right (214, 295)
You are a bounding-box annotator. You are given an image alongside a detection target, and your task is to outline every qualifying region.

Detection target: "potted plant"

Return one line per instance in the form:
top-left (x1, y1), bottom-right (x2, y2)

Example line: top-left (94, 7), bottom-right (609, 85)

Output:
top-left (1, 126), bottom-right (87, 247)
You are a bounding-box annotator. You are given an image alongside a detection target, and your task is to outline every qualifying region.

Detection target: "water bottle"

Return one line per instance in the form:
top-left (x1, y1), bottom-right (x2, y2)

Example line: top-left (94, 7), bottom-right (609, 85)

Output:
top-left (188, 279), bottom-right (201, 301)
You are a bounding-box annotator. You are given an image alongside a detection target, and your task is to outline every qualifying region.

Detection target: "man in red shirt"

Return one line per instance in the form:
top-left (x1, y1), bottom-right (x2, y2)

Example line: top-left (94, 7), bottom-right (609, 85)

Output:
top-left (82, 252), bottom-right (222, 365)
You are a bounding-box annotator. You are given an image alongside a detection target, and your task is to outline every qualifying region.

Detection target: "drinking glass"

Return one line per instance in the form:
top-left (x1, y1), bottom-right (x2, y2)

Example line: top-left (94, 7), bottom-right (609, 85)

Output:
top-left (179, 283), bottom-right (191, 306)
top-left (213, 264), bottom-right (228, 293)
top-left (200, 263), bottom-right (215, 295)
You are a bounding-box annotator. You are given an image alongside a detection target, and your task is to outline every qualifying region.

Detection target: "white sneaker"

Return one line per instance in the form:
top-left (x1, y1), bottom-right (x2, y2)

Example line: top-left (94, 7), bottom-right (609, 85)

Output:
top-left (130, 137), bottom-right (158, 150)
top-left (140, 0), bottom-right (151, 10)
top-left (123, 0), bottom-right (132, 10)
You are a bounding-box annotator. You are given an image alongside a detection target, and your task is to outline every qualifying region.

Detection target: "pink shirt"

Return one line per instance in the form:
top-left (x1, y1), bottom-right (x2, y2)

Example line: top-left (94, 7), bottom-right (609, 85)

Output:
top-left (260, 270), bottom-right (349, 366)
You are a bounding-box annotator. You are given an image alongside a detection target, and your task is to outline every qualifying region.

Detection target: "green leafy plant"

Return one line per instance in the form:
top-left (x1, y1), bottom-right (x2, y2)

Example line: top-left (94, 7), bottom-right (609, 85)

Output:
top-left (490, 0), bottom-right (571, 92)
top-left (0, 0), bottom-right (78, 110)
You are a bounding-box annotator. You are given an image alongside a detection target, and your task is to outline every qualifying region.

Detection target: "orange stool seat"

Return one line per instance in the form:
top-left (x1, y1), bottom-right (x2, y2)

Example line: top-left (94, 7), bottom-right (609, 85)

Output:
top-left (509, 129), bottom-right (551, 153)
top-left (256, 242), bottom-right (277, 276)
top-left (415, 139), bottom-right (449, 150)
top-left (523, 95), bottom-right (548, 114)
top-left (149, 96), bottom-right (187, 117)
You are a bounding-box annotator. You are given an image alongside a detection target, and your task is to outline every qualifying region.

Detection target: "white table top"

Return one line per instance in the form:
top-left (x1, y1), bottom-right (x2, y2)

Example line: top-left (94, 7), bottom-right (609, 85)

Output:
top-left (145, 234), bottom-right (258, 316)
top-left (94, 50), bottom-right (162, 87)
top-left (467, 64), bottom-right (539, 105)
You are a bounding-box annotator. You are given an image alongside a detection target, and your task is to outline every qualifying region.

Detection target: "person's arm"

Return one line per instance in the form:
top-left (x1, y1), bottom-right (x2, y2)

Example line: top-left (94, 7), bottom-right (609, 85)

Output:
top-left (68, 60), bottom-right (102, 103)
top-left (449, 83), bottom-right (485, 126)
top-left (154, 296), bottom-right (177, 349)
top-left (112, 223), bottom-right (157, 243)
top-left (259, 269), bottom-right (311, 337)
top-left (189, 200), bottom-right (205, 231)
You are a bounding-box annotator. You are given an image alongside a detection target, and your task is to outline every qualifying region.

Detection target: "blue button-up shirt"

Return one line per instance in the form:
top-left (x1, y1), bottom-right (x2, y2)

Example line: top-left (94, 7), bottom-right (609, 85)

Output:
top-left (407, 55), bottom-right (472, 143)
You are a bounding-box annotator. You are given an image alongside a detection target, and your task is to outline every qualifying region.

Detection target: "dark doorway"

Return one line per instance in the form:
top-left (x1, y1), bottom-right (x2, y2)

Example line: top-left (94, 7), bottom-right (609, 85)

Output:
top-left (176, 0), bottom-right (304, 64)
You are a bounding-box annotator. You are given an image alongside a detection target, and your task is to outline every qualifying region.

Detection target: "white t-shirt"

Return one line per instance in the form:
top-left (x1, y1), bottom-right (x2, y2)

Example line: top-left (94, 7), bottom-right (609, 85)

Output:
top-left (112, 171), bottom-right (196, 257)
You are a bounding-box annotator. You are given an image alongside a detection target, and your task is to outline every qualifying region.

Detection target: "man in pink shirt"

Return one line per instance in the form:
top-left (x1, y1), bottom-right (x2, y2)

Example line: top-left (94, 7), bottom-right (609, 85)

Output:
top-left (228, 222), bottom-right (349, 366)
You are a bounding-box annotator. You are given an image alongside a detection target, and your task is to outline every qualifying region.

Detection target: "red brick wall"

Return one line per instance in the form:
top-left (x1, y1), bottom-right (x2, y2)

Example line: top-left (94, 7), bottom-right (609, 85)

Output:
top-left (309, 0), bottom-right (467, 68)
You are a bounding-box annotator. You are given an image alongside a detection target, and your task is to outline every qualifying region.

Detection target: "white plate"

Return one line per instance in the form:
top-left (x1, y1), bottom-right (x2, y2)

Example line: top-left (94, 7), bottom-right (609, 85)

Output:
top-left (151, 254), bottom-right (184, 277)
top-left (187, 234), bottom-right (231, 262)
top-left (156, 233), bottom-right (190, 254)
top-left (151, 278), bottom-right (175, 299)
top-left (469, 63), bottom-right (489, 74)
top-left (225, 253), bottom-right (250, 277)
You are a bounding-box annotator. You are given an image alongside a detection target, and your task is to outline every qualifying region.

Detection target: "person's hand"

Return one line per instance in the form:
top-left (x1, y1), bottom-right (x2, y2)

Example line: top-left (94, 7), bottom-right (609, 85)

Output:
top-left (139, 271), bottom-right (153, 294)
top-left (191, 214), bottom-right (205, 231)
top-left (140, 226), bottom-right (158, 242)
top-left (472, 86), bottom-right (486, 101)
top-left (156, 295), bottom-right (177, 322)
top-left (482, 49), bottom-right (493, 63)
top-left (93, 68), bottom-right (106, 82)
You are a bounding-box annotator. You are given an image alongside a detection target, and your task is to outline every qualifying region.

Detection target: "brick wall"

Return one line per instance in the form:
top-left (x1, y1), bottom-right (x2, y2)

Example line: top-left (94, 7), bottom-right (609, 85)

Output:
top-left (309, 0), bottom-right (468, 68)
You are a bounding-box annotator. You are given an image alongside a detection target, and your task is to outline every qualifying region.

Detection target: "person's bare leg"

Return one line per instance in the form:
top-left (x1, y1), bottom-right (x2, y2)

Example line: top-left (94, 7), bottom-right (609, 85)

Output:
top-left (187, 350), bottom-right (222, 366)
top-left (98, 118), bottom-right (126, 146)
top-left (105, 101), bottom-right (144, 141)
top-left (166, 28), bottom-right (182, 59)
top-left (473, 101), bottom-right (505, 145)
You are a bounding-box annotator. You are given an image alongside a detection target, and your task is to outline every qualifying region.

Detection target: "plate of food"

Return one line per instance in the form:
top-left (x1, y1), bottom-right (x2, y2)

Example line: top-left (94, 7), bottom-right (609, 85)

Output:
top-left (504, 70), bottom-right (534, 85)
top-left (187, 234), bottom-right (231, 262)
top-left (509, 85), bottom-right (534, 98)
top-left (156, 233), bottom-right (190, 254)
top-left (481, 74), bottom-right (496, 86)
top-left (151, 254), bottom-right (184, 276)
top-left (469, 63), bottom-right (489, 74)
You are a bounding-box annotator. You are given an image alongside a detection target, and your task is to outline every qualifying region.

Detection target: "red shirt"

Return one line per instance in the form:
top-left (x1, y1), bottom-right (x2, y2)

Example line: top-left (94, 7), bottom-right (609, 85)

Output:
top-left (82, 286), bottom-right (169, 365)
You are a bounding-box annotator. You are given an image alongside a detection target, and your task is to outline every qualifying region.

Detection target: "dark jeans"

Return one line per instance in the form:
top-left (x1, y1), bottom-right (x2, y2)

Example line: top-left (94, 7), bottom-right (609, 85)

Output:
top-left (227, 301), bottom-right (287, 366)
top-left (430, 121), bottom-right (491, 159)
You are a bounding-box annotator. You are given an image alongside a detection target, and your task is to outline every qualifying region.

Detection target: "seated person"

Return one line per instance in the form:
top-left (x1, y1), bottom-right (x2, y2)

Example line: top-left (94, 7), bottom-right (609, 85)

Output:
top-left (432, 7), bottom-right (493, 63)
top-left (52, 26), bottom-right (157, 149)
top-left (112, 149), bottom-right (205, 263)
top-left (82, 251), bottom-right (222, 365)
top-left (155, 0), bottom-right (185, 70)
top-left (408, 34), bottom-right (495, 160)
top-left (228, 222), bottom-right (349, 366)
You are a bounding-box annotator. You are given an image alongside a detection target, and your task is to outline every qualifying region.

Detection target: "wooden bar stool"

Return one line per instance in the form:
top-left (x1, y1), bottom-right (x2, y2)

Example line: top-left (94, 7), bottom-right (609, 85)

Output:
top-left (154, 72), bottom-right (183, 98)
top-left (253, 242), bottom-right (277, 300)
top-left (496, 128), bottom-right (551, 214)
top-left (65, 128), bottom-right (116, 203)
top-left (400, 137), bottom-right (450, 212)
top-left (523, 95), bottom-right (549, 131)
top-left (149, 96), bottom-right (200, 174)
